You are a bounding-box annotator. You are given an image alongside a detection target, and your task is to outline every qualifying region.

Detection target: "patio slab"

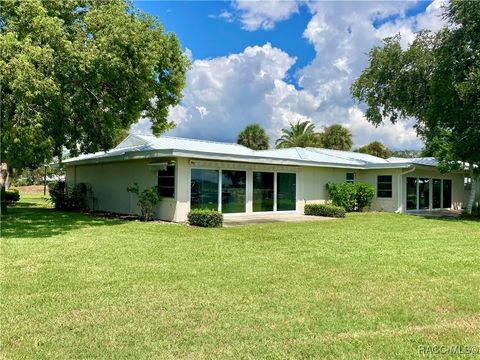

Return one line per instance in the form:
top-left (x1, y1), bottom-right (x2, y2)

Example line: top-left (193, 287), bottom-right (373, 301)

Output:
top-left (407, 209), bottom-right (462, 218)
top-left (223, 213), bottom-right (336, 227)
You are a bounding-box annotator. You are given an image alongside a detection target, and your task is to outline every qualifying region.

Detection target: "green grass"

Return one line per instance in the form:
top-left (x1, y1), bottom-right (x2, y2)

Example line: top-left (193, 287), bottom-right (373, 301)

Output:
top-left (1, 193), bottom-right (479, 359)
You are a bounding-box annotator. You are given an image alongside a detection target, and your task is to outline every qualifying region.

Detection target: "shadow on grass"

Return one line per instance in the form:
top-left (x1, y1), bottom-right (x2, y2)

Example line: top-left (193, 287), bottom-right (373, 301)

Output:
top-left (1, 206), bottom-right (123, 239)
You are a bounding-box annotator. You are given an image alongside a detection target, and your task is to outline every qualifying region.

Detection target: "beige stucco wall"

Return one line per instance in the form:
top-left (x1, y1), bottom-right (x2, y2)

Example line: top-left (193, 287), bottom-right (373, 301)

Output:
top-left (65, 156), bottom-right (468, 222)
top-left (67, 158), bottom-right (180, 221)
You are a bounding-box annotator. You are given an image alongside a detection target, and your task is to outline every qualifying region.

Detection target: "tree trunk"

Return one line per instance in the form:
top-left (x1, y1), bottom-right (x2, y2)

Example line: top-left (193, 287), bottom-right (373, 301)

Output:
top-left (0, 163), bottom-right (8, 215)
top-left (465, 164), bottom-right (477, 214)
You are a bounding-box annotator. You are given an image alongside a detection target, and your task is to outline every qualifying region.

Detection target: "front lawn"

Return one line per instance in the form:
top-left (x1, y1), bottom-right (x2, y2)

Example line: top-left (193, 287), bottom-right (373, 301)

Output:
top-left (1, 193), bottom-right (479, 359)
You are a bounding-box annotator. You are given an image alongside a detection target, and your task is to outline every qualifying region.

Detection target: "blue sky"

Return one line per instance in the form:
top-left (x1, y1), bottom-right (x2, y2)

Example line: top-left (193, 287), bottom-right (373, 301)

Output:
top-left (132, 1), bottom-right (446, 150)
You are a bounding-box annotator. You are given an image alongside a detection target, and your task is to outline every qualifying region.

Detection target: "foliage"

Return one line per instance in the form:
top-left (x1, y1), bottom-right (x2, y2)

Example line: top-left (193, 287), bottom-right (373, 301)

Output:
top-left (357, 141), bottom-right (392, 159)
top-left (126, 183), bottom-right (161, 221)
top-left (319, 124), bottom-right (353, 151)
top-left (0, 0), bottom-right (190, 173)
top-left (275, 120), bottom-right (320, 148)
top-left (5, 189), bottom-right (20, 204)
top-left (390, 150), bottom-right (422, 158)
top-left (304, 203), bottom-right (346, 218)
top-left (187, 209), bottom-right (223, 227)
top-left (11, 165), bottom-right (65, 186)
top-left (351, 0), bottom-right (480, 212)
top-left (236, 124), bottom-right (270, 150)
top-left (5, 198), bottom-right (480, 359)
top-left (48, 181), bottom-right (92, 210)
top-left (326, 181), bottom-right (375, 211)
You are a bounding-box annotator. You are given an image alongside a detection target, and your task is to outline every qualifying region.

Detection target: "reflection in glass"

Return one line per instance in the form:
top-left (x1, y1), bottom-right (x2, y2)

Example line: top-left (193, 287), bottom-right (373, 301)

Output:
top-left (253, 172), bottom-right (274, 212)
top-left (406, 177), bottom-right (417, 210)
top-left (418, 178), bottom-right (430, 209)
top-left (222, 170), bottom-right (246, 213)
top-left (277, 173), bottom-right (296, 211)
top-left (443, 179), bottom-right (452, 208)
top-left (433, 179), bottom-right (441, 208)
top-left (191, 169), bottom-right (219, 210)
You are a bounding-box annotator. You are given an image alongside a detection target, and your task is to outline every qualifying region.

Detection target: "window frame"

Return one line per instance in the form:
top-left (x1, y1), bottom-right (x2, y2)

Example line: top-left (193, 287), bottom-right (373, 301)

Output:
top-left (377, 175), bottom-right (393, 198)
top-left (157, 165), bottom-right (175, 198)
top-left (346, 172), bottom-right (355, 183)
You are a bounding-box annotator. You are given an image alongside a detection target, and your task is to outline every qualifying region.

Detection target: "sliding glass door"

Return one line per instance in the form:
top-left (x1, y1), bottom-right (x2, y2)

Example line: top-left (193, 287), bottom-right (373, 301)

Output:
top-left (406, 177), bottom-right (417, 210)
top-left (253, 172), bottom-right (274, 212)
top-left (191, 169), bottom-right (219, 210)
top-left (418, 178), bottom-right (430, 209)
top-left (433, 179), bottom-right (442, 208)
top-left (277, 173), bottom-right (296, 211)
top-left (443, 179), bottom-right (452, 209)
top-left (221, 170), bottom-right (246, 213)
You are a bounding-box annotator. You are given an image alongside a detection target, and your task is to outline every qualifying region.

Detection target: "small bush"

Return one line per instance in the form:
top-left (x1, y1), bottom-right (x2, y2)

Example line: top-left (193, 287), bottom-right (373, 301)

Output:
top-left (326, 181), bottom-right (375, 211)
top-left (126, 183), bottom-right (161, 221)
top-left (304, 203), bottom-right (346, 218)
top-left (49, 181), bottom-right (91, 210)
top-left (5, 189), bottom-right (20, 204)
top-left (188, 209), bottom-right (223, 227)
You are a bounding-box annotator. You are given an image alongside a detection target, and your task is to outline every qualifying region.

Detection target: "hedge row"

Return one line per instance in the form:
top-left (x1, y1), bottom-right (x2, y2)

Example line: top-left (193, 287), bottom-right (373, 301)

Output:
top-left (304, 203), bottom-right (346, 218)
top-left (5, 189), bottom-right (20, 204)
top-left (187, 209), bottom-right (223, 227)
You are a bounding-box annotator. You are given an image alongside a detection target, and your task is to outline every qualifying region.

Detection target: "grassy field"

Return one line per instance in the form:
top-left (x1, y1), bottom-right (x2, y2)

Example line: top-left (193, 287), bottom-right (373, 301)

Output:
top-left (1, 191), bottom-right (479, 359)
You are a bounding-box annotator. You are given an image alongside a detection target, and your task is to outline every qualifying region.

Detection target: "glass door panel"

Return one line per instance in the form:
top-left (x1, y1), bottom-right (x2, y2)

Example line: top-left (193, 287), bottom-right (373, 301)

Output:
top-left (221, 170), bottom-right (246, 213)
top-left (277, 173), bottom-right (296, 211)
top-left (418, 178), bottom-right (430, 209)
top-left (432, 179), bottom-right (442, 208)
top-left (406, 177), bottom-right (417, 210)
top-left (443, 179), bottom-right (452, 208)
top-left (191, 169), bottom-right (219, 210)
top-left (253, 172), bottom-right (274, 212)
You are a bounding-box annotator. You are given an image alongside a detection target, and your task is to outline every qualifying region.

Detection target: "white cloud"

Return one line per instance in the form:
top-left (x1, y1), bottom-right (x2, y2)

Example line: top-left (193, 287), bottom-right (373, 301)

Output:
top-left (233, 0), bottom-right (299, 30)
top-left (132, 0), bottom-right (449, 150)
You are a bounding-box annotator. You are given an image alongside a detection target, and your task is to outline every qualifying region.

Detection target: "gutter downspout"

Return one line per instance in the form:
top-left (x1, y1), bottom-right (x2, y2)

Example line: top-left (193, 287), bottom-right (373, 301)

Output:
top-left (395, 166), bottom-right (416, 213)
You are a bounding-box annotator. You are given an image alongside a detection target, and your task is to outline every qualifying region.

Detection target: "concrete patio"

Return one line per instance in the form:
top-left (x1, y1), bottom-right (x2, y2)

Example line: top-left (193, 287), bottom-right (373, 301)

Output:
top-left (223, 213), bottom-right (336, 227)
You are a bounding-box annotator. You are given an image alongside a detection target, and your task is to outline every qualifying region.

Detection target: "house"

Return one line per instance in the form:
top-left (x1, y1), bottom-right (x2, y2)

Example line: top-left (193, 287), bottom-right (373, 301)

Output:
top-left (64, 134), bottom-right (472, 221)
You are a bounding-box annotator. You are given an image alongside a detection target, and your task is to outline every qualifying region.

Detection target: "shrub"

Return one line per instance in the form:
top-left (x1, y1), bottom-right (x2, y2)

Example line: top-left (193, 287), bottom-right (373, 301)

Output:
top-left (326, 181), bottom-right (375, 211)
top-left (354, 182), bottom-right (375, 211)
top-left (304, 203), bottom-right (346, 218)
top-left (127, 183), bottom-right (161, 221)
top-left (326, 182), bottom-right (356, 211)
top-left (188, 209), bottom-right (223, 227)
top-left (5, 189), bottom-right (20, 204)
top-left (49, 181), bottom-right (92, 210)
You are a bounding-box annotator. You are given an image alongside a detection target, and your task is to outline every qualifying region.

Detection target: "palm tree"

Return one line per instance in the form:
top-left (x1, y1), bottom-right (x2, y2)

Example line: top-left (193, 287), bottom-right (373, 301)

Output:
top-left (320, 124), bottom-right (353, 151)
top-left (236, 124), bottom-right (270, 150)
top-left (275, 120), bottom-right (320, 148)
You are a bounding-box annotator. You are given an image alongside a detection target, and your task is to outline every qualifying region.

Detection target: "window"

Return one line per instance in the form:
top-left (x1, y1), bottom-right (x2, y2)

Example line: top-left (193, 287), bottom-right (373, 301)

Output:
top-left (377, 175), bottom-right (392, 198)
top-left (346, 172), bottom-right (355, 183)
top-left (157, 165), bottom-right (175, 198)
top-left (253, 172), bottom-right (274, 212)
top-left (464, 177), bottom-right (472, 191)
top-left (221, 170), bottom-right (246, 213)
top-left (191, 169), bottom-right (219, 210)
top-left (277, 173), bottom-right (296, 211)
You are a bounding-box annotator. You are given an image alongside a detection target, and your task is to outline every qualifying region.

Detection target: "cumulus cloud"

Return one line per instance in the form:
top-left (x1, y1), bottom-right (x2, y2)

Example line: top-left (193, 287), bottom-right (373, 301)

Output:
top-left (233, 0), bottom-right (299, 30)
top-left (132, 0), bottom-right (449, 150)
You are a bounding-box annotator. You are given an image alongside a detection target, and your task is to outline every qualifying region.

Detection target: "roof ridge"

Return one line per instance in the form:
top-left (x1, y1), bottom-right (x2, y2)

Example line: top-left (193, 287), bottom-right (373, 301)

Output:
top-left (134, 133), bottom-right (252, 149)
top-left (305, 147), bottom-right (366, 164)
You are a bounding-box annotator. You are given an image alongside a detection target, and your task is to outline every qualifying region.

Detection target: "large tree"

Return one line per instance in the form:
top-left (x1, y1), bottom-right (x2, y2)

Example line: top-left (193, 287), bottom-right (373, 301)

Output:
top-left (0, 0), bottom-right (189, 180)
top-left (275, 120), bottom-right (319, 149)
top-left (237, 124), bottom-right (270, 150)
top-left (357, 141), bottom-right (392, 159)
top-left (320, 124), bottom-right (353, 151)
top-left (351, 0), bottom-right (479, 213)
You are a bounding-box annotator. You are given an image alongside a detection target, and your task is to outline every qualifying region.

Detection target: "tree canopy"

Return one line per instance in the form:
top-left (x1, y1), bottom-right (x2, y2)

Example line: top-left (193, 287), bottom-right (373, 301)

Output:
top-left (236, 124), bottom-right (270, 150)
top-left (0, 0), bottom-right (190, 171)
top-left (320, 124), bottom-right (353, 151)
top-left (357, 141), bottom-right (392, 159)
top-left (351, 0), bottom-right (479, 212)
top-left (275, 121), bottom-right (319, 149)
